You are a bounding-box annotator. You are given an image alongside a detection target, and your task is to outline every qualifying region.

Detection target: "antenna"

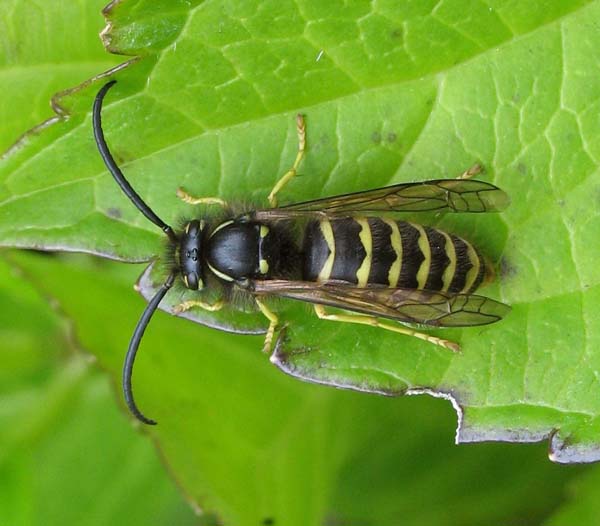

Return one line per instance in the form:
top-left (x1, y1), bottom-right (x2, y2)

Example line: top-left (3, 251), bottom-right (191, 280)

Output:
top-left (123, 272), bottom-right (176, 425)
top-left (93, 80), bottom-right (180, 425)
top-left (93, 80), bottom-right (177, 242)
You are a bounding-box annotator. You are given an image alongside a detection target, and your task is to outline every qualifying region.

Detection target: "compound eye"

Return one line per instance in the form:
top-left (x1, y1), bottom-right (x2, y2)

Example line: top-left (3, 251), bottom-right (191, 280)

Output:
top-left (185, 272), bottom-right (200, 290)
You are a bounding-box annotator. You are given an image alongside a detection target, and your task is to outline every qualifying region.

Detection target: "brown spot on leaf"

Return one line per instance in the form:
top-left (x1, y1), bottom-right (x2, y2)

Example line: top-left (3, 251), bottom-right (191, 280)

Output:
top-left (500, 257), bottom-right (517, 279)
top-left (107, 207), bottom-right (122, 218)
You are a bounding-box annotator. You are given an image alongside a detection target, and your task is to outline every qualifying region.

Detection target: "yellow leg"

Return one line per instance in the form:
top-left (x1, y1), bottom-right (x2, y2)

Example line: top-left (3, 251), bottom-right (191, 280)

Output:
top-left (457, 163), bottom-right (483, 180)
top-left (313, 305), bottom-right (460, 352)
top-left (173, 299), bottom-right (224, 314)
top-left (255, 298), bottom-right (279, 354)
top-left (176, 187), bottom-right (228, 208)
top-left (268, 114), bottom-right (306, 207)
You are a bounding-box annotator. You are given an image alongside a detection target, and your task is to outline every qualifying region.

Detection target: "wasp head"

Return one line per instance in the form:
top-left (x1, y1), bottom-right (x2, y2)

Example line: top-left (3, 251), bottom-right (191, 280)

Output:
top-left (179, 219), bottom-right (205, 290)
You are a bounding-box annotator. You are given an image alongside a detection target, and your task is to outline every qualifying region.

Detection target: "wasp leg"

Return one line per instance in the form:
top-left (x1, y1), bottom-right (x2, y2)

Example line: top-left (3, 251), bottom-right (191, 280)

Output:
top-left (268, 114), bottom-right (306, 208)
top-left (255, 298), bottom-right (279, 354)
top-left (457, 163), bottom-right (483, 180)
top-left (313, 305), bottom-right (460, 352)
top-left (173, 299), bottom-right (224, 314)
top-left (176, 188), bottom-right (229, 208)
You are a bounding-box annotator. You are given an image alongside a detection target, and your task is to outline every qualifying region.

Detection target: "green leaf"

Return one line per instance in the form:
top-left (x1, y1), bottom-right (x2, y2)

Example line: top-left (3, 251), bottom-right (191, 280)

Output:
top-left (1, 0), bottom-right (600, 467)
top-left (0, 0), bottom-right (122, 152)
top-left (545, 467), bottom-right (600, 525)
top-left (0, 255), bottom-right (197, 526)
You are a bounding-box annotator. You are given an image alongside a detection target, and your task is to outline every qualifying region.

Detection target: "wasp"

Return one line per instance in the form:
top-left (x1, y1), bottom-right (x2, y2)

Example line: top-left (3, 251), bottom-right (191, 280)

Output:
top-left (93, 81), bottom-right (510, 425)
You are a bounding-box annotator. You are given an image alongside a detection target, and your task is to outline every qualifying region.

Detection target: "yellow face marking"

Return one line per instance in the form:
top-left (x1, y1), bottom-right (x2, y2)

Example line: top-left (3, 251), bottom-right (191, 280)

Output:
top-left (206, 261), bottom-right (234, 282)
top-left (355, 218), bottom-right (372, 287)
top-left (412, 223), bottom-right (431, 290)
top-left (183, 274), bottom-right (189, 288)
top-left (463, 242), bottom-right (481, 293)
top-left (317, 219), bottom-right (335, 282)
top-left (199, 220), bottom-right (206, 231)
top-left (440, 231), bottom-right (456, 293)
top-left (260, 225), bottom-right (269, 238)
top-left (383, 219), bottom-right (402, 287)
top-left (209, 220), bottom-right (234, 238)
top-left (259, 258), bottom-right (269, 274)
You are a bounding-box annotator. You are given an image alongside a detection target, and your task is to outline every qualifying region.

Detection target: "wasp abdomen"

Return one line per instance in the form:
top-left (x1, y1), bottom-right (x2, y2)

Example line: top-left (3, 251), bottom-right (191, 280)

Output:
top-left (302, 217), bottom-right (486, 293)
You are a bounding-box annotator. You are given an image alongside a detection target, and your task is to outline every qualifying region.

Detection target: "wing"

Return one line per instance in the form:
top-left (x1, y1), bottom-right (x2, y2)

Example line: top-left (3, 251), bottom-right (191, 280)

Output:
top-left (251, 280), bottom-right (510, 327)
top-left (253, 179), bottom-right (508, 219)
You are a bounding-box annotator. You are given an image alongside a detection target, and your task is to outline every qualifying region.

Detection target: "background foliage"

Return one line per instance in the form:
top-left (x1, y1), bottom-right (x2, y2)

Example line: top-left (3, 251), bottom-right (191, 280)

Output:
top-left (2, 0), bottom-right (600, 524)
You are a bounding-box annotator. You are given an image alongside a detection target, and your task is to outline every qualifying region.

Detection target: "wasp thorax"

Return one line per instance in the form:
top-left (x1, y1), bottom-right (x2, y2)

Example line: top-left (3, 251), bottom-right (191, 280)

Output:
top-left (180, 220), bottom-right (205, 290)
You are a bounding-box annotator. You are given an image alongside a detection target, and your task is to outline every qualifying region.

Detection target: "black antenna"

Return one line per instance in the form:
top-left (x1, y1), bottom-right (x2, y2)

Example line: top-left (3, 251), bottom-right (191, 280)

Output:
top-left (123, 272), bottom-right (176, 425)
top-left (93, 80), bottom-right (177, 242)
top-left (93, 80), bottom-right (179, 425)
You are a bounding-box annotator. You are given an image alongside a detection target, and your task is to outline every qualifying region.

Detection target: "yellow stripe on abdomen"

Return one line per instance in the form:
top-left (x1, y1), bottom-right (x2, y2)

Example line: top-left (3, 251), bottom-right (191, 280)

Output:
top-left (462, 242), bottom-right (481, 293)
top-left (440, 231), bottom-right (456, 292)
top-left (412, 223), bottom-right (431, 290)
top-left (317, 218), bottom-right (335, 282)
top-left (384, 219), bottom-right (402, 287)
top-left (355, 218), bottom-right (372, 287)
